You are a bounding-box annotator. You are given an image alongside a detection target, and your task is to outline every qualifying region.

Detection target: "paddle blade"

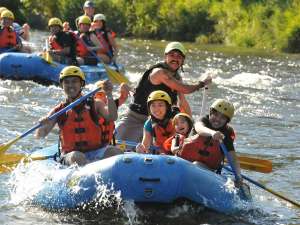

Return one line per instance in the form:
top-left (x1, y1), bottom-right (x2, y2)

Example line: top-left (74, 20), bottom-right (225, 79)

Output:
top-left (104, 64), bottom-right (129, 84)
top-left (40, 51), bottom-right (54, 65)
top-left (226, 155), bottom-right (273, 173)
top-left (0, 153), bottom-right (54, 174)
top-left (0, 153), bottom-right (25, 173)
top-left (0, 136), bottom-right (21, 154)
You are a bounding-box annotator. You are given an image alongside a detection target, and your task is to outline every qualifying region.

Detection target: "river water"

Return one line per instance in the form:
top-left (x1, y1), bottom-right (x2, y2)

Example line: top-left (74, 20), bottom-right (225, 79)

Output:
top-left (0, 31), bottom-right (299, 225)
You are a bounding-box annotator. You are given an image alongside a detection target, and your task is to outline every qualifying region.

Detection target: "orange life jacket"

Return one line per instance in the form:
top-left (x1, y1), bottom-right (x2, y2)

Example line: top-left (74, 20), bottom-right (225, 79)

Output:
top-left (0, 26), bottom-right (17, 48)
top-left (94, 91), bottom-right (115, 145)
top-left (178, 134), bottom-right (223, 170)
top-left (152, 120), bottom-right (175, 153)
top-left (48, 35), bottom-right (63, 51)
top-left (55, 100), bottom-right (103, 154)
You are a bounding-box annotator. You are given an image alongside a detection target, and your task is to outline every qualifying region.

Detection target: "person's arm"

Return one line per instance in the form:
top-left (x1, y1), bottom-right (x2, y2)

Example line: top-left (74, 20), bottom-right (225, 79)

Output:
top-left (136, 129), bottom-right (152, 153)
top-left (194, 121), bottom-right (225, 141)
top-left (228, 150), bottom-right (243, 187)
top-left (177, 93), bottom-right (192, 116)
top-left (89, 33), bottom-right (102, 51)
top-left (95, 80), bottom-right (118, 121)
top-left (150, 68), bottom-right (211, 94)
top-left (108, 33), bottom-right (118, 57)
top-left (35, 109), bottom-right (57, 138)
top-left (21, 23), bottom-right (30, 41)
top-left (117, 83), bottom-right (130, 106)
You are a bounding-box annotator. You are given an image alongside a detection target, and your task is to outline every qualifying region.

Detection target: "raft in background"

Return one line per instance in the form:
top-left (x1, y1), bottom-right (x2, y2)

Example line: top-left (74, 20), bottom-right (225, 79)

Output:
top-left (0, 52), bottom-right (125, 85)
top-left (27, 145), bottom-right (251, 214)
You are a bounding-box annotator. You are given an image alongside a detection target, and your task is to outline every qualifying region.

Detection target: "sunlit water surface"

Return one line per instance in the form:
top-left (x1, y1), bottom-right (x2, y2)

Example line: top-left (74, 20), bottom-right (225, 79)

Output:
top-left (0, 31), bottom-right (299, 225)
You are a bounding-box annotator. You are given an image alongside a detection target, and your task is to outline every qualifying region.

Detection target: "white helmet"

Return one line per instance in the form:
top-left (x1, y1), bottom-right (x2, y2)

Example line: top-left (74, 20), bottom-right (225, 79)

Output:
top-left (93, 13), bottom-right (106, 22)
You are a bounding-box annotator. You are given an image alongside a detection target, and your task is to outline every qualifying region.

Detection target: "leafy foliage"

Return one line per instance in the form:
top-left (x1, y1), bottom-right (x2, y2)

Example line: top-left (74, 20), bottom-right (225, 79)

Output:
top-left (3, 0), bottom-right (300, 52)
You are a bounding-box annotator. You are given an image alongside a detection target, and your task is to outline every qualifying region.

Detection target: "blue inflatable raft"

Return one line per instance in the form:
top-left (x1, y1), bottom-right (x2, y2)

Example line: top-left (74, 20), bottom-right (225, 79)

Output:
top-left (26, 145), bottom-right (251, 214)
top-left (0, 52), bottom-right (124, 85)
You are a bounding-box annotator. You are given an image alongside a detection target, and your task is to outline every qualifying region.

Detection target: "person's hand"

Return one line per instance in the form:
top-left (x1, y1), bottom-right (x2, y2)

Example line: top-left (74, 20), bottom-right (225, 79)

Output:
top-left (211, 131), bottom-right (224, 142)
top-left (136, 143), bottom-right (148, 154)
top-left (22, 23), bottom-right (30, 31)
top-left (120, 83), bottom-right (130, 98)
top-left (38, 116), bottom-right (50, 126)
top-left (63, 22), bottom-right (70, 32)
top-left (202, 75), bottom-right (212, 86)
top-left (96, 80), bottom-right (113, 93)
top-left (102, 80), bottom-right (113, 94)
top-left (234, 176), bottom-right (243, 188)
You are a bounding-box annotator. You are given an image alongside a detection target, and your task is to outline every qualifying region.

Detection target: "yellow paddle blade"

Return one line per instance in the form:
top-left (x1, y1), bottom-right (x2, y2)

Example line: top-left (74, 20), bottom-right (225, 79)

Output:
top-left (104, 64), bottom-right (129, 84)
top-left (226, 155), bottom-right (272, 173)
top-left (0, 153), bottom-right (25, 173)
top-left (0, 153), bottom-right (52, 174)
top-left (0, 136), bottom-right (21, 154)
top-left (40, 51), bottom-right (54, 65)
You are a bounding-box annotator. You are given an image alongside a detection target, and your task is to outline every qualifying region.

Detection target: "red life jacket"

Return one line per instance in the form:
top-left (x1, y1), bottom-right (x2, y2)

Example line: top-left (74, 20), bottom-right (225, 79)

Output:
top-left (48, 35), bottom-right (63, 51)
top-left (54, 100), bottom-right (103, 154)
top-left (0, 26), bottom-right (17, 48)
top-left (178, 134), bottom-right (223, 170)
top-left (94, 91), bottom-right (115, 145)
top-left (152, 120), bottom-right (175, 153)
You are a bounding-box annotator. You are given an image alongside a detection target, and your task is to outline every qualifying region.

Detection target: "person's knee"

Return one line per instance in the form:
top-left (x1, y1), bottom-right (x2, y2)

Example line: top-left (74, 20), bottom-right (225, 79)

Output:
top-left (104, 146), bottom-right (123, 158)
top-left (66, 151), bottom-right (87, 166)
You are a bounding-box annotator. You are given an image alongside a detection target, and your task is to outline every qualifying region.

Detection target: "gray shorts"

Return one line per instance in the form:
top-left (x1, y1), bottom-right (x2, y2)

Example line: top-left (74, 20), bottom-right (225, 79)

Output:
top-left (115, 109), bottom-right (148, 145)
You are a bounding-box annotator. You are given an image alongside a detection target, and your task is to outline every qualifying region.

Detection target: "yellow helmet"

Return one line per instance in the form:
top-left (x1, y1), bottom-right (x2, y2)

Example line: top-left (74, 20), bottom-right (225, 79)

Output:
top-left (93, 13), bottom-right (106, 22)
top-left (164, 42), bottom-right (186, 56)
top-left (48, 17), bottom-right (63, 28)
top-left (173, 112), bottom-right (193, 125)
top-left (210, 99), bottom-right (234, 120)
top-left (1, 10), bottom-right (14, 20)
top-left (78, 15), bottom-right (91, 25)
top-left (147, 90), bottom-right (171, 105)
top-left (59, 66), bottom-right (85, 83)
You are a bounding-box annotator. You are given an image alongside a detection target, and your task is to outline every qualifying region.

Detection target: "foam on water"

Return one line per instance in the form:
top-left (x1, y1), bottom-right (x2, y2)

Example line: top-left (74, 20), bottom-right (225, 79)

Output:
top-left (215, 72), bottom-right (277, 90)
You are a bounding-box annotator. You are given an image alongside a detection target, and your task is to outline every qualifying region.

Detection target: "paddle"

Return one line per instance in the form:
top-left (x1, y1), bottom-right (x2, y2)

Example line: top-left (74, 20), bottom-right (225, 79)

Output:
top-left (40, 39), bottom-right (54, 65)
top-left (79, 38), bottom-right (129, 84)
top-left (0, 153), bottom-right (55, 174)
top-left (115, 139), bottom-right (271, 173)
top-left (223, 166), bottom-right (300, 208)
top-left (0, 87), bottom-right (101, 154)
top-left (224, 156), bottom-right (272, 173)
top-left (220, 143), bottom-right (250, 199)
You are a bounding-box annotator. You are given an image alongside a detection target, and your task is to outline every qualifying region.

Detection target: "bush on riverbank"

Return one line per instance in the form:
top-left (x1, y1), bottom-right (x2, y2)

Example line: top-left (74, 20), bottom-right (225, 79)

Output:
top-left (3, 0), bottom-right (300, 53)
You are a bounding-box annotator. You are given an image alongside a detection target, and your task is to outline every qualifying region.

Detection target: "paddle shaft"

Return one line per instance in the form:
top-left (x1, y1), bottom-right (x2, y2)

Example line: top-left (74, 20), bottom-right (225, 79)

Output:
top-left (224, 166), bottom-right (300, 208)
top-left (20, 87), bottom-right (100, 139)
top-left (220, 143), bottom-right (241, 180)
top-left (78, 38), bottom-right (129, 84)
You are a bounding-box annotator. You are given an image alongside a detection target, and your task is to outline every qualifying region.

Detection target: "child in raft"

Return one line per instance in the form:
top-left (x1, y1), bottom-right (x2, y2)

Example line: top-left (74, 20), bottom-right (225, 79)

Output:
top-left (163, 112), bottom-right (194, 155)
top-left (136, 90), bottom-right (175, 154)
